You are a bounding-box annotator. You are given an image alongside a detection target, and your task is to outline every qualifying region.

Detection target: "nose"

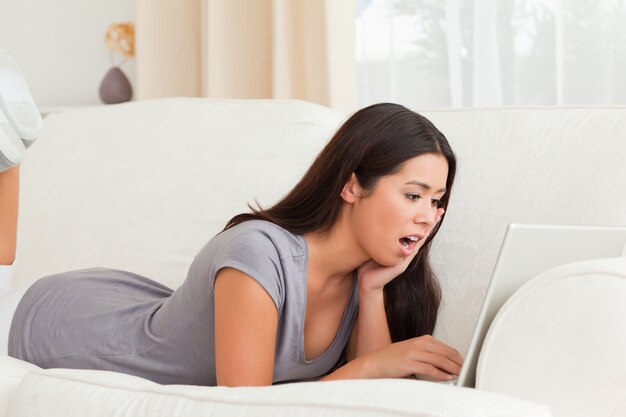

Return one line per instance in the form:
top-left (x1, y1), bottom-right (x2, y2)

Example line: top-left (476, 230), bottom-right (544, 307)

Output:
top-left (413, 199), bottom-right (437, 226)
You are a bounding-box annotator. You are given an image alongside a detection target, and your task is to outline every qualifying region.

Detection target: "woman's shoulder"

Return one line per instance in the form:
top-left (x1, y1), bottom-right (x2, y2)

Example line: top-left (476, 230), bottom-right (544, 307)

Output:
top-left (214, 219), bottom-right (306, 260)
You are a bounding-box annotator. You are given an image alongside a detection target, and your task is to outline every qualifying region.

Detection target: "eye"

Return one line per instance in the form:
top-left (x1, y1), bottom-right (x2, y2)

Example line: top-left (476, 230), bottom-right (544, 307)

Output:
top-left (405, 194), bottom-right (421, 202)
top-left (431, 199), bottom-right (445, 208)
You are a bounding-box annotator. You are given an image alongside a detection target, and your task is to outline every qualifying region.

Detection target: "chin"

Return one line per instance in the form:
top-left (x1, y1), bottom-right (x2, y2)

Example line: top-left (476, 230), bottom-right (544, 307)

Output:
top-left (363, 239), bottom-right (405, 266)
top-left (371, 252), bottom-right (404, 267)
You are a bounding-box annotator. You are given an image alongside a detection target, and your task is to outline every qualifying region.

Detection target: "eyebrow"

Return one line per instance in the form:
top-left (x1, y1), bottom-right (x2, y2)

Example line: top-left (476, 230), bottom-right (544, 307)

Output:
top-left (405, 180), bottom-right (447, 194)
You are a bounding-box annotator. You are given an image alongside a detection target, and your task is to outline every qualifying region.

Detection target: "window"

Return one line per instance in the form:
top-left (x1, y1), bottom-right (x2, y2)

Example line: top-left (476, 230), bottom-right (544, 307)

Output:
top-left (356, 0), bottom-right (626, 108)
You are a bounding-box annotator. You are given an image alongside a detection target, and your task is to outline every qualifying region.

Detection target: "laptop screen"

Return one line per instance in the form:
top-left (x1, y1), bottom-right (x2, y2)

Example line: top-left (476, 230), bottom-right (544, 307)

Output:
top-left (457, 223), bottom-right (626, 387)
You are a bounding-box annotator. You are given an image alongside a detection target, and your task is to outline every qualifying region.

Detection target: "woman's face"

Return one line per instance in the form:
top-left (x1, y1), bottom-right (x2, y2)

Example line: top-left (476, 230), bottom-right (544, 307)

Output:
top-left (350, 153), bottom-right (449, 266)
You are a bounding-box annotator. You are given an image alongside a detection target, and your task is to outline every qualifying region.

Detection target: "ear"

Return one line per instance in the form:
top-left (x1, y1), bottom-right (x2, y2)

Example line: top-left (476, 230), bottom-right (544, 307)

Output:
top-left (340, 173), bottom-right (362, 204)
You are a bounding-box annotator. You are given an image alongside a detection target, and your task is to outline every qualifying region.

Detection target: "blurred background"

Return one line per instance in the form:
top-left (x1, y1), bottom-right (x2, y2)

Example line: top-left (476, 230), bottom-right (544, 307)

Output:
top-left (1, 0), bottom-right (625, 114)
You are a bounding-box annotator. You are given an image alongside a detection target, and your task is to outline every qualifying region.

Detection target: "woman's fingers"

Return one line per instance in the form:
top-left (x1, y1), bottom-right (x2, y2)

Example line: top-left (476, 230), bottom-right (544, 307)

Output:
top-left (407, 336), bottom-right (462, 381)
top-left (361, 335), bottom-right (464, 381)
top-left (410, 363), bottom-right (455, 381)
top-left (410, 351), bottom-right (462, 377)
top-left (414, 335), bottom-right (464, 367)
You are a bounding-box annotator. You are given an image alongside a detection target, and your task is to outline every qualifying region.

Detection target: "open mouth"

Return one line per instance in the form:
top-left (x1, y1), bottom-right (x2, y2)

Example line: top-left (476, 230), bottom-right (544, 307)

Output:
top-left (398, 235), bottom-right (422, 255)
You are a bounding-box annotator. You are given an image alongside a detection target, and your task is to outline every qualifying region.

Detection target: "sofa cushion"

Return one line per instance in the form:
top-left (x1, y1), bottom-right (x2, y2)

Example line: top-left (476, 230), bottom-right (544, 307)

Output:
top-left (0, 355), bottom-right (39, 416)
top-left (7, 367), bottom-right (551, 417)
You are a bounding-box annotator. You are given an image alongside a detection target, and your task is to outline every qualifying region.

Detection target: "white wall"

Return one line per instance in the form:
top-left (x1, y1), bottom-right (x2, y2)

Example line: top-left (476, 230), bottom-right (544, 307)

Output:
top-left (0, 0), bottom-right (136, 107)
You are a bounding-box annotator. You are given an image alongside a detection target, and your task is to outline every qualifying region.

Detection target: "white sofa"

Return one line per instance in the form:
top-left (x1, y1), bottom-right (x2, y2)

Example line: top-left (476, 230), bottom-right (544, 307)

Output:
top-left (3, 99), bottom-right (626, 416)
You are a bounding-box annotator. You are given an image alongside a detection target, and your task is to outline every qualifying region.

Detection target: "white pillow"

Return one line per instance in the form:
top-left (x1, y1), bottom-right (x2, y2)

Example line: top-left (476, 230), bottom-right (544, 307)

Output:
top-left (8, 367), bottom-right (551, 417)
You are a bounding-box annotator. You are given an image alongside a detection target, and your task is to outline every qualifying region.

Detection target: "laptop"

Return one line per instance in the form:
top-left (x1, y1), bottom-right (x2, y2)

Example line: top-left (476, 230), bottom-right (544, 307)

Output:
top-left (449, 223), bottom-right (626, 388)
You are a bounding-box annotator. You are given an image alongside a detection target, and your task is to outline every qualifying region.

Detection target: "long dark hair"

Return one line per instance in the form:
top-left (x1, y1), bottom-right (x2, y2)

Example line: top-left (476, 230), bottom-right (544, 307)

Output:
top-left (225, 103), bottom-right (456, 341)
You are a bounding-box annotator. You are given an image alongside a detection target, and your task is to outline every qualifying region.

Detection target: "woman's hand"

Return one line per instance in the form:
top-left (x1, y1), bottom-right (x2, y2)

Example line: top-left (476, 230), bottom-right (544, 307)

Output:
top-left (322, 334), bottom-right (463, 382)
top-left (357, 208), bottom-right (445, 293)
top-left (361, 334), bottom-right (463, 381)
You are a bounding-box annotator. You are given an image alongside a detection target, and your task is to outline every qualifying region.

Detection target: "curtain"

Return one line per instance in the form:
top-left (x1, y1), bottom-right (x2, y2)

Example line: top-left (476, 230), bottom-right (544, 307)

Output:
top-left (136, 0), bottom-right (357, 114)
top-left (135, 0), bottom-right (203, 99)
top-left (356, 0), bottom-right (626, 109)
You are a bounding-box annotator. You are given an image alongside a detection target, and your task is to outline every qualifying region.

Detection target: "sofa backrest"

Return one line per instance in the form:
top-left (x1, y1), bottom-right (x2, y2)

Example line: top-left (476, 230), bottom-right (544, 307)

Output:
top-left (423, 107), bottom-right (626, 352)
top-left (15, 99), bottom-right (626, 355)
top-left (15, 98), bottom-right (344, 286)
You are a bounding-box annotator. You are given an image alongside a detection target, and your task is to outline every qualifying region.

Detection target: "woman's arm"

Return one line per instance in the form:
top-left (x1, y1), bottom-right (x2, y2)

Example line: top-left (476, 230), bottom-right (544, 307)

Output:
top-left (213, 269), bottom-right (462, 385)
top-left (214, 267), bottom-right (278, 386)
top-left (346, 256), bottom-right (413, 361)
top-left (346, 287), bottom-right (391, 361)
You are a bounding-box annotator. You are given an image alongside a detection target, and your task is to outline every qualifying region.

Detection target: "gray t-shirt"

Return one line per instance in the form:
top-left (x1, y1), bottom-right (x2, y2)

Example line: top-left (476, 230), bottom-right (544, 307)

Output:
top-left (9, 220), bottom-right (358, 385)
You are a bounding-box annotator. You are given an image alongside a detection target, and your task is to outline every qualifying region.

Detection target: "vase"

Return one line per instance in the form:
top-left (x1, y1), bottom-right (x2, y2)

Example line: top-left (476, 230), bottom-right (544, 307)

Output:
top-left (99, 66), bottom-right (132, 104)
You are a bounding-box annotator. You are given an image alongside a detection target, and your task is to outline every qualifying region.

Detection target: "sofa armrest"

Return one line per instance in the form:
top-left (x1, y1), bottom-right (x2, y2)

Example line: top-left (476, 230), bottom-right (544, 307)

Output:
top-left (476, 257), bottom-right (626, 417)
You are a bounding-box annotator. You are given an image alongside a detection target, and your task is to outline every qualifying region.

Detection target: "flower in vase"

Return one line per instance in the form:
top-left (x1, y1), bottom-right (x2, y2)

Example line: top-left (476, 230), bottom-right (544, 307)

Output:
top-left (100, 22), bottom-right (135, 104)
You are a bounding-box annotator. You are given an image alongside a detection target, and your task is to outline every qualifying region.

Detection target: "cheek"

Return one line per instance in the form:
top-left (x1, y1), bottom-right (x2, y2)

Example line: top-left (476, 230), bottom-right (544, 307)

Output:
top-left (372, 194), bottom-right (413, 228)
top-left (356, 195), bottom-right (399, 236)
top-left (352, 195), bottom-right (410, 262)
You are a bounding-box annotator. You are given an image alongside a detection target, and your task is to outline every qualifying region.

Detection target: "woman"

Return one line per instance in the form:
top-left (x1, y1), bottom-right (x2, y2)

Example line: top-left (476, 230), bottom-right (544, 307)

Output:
top-left (0, 51), bottom-right (463, 386)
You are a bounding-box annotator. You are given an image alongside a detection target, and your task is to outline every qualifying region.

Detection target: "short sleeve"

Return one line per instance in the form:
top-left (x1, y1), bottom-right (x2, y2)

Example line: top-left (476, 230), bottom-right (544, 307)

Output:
top-left (210, 230), bottom-right (285, 312)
